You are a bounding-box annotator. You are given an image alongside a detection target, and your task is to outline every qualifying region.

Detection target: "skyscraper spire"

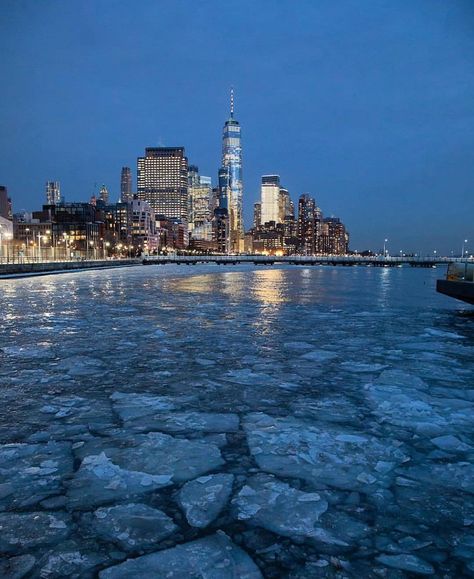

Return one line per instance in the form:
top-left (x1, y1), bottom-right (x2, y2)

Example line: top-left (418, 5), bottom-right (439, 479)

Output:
top-left (230, 87), bottom-right (234, 118)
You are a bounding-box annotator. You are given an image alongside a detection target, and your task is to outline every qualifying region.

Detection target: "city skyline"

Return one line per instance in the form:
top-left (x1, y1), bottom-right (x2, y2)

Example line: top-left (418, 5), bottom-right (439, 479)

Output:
top-left (0, 1), bottom-right (473, 254)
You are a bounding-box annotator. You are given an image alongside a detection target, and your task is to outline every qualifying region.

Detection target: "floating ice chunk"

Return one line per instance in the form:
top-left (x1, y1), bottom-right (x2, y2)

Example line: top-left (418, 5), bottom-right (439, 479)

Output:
top-left (99, 532), bottom-right (262, 578)
top-left (224, 368), bottom-right (274, 385)
top-left (423, 328), bottom-right (465, 340)
top-left (430, 435), bottom-right (473, 453)
top-left (67, 453), bottom-right (173, 509)
top-left (36, 541), bottom-right (110, 578)
top-left (243, 413), bottom-right (407, 492)
top-left (284, 341), bottom-right (314, 351)
top-left (37, 395), bottom-right (114, 429)
top-left (0, 441), bottom-right (73, 511)
top-left (376, 554), bottom-right (434, 575)
top-left (123, 412), bottom-right (240, 434)
top-left (111, 391), bottom-right (239, 433)
top-left (403, 462), bottom-right (474, 494)
top-left (0, 554), bottom-right (36, 578)
top-left (291, 396), bottom-right (363, 425)
top-left (195, 358), bottom-right (216, 366)
top-left (84, 503), bottom-right (177, 551)
top-left (374, 369), bottom-right (428, 391)
top-left (0, 512), bottom-right (71, 554)
top-left (178, 474), bottom-right (234, 528)
top-left (233, 474), bottom-right (332, 539)
top-left (365, 370), bottom-right (474, 437)
top-left (340, 362), bottom-right (388, 373)
top-left (233, 474), bottom-right (369, 547)
top-left (62, 355), bottom-right (105, 377)
top-left (68, 433), bottom-right (224, 509)
top-left (2, 345), bottom-right (54, 360)
top-left (300, 350), bottom-right (338, 363)
top-left (152, 329), bottom-right (166, 337)
top-left (110, 392), bottom-right (179, 420)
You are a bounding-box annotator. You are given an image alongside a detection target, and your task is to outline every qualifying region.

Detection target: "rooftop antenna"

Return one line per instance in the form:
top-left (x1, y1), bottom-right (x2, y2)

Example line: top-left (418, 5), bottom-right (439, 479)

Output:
top-left (230, 87), bottom-right (234, 118)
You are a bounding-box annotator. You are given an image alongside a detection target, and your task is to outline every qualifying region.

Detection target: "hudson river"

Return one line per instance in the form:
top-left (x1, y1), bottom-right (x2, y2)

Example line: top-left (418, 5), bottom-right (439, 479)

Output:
top-left (0, 265), bottom-right (473, 577)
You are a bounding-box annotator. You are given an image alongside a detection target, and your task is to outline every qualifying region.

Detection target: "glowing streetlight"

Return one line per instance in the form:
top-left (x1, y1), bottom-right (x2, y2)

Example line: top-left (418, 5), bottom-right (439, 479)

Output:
top-left (383, 238), bottom-right (388, 257)
top-left (462, 239), bottom-right (468, 258)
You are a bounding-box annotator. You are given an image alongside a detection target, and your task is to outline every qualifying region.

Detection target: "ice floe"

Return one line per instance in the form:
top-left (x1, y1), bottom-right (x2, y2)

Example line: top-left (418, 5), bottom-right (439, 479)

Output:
top-left (0, 512), bottom-right (71, 553)
top-left (0, 441), bottom-right (72, 511)
top-left (178, 473), bottom-right (234, 528)
top-left (99, 531), bottom-right (262, 578)
top-left (68, 433), bottom-right (224, 508)
top-left (82, 503), bottom-right (177, 551)
top-left (243, 413), bottom-right (408, 492)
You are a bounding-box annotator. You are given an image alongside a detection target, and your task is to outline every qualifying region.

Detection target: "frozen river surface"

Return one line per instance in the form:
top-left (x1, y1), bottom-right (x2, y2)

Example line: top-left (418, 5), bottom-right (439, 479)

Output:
top-left (0, 264), bottom-right (473, 578)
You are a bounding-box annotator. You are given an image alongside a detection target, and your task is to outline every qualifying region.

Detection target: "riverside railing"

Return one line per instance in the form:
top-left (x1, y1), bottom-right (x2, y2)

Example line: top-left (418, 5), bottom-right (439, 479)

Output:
top-left (143, 254), bottom-right (474, 266)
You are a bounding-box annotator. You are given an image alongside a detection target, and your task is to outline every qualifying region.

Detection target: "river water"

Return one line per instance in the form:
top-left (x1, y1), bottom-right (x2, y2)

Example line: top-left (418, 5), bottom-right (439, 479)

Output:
top-left (0, 265), bottom-right (473, 577)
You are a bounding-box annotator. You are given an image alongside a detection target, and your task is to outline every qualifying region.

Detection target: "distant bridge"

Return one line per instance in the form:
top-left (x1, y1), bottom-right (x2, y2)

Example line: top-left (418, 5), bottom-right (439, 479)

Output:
top-left (143, 255), bottom-right (474, 267)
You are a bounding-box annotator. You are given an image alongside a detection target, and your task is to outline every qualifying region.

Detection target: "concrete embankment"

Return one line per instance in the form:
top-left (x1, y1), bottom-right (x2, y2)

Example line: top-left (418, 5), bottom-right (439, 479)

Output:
top-left (0, 259), bottom-right (141, 279)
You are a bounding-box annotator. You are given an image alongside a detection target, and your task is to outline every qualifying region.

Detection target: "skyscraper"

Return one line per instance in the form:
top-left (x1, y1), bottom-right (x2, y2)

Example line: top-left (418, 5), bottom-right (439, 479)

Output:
top-left (120, 167), bottom-right (133, 203)
top-left (260, 175), bottom-right (281, 224)
top-left (218, 89), bottom-right (243, 252)
top-left (253, 202), bottom-right (261, 229)
top-left (188, 166), bottom-right (213, 232)
top-left (297, 194), bottom-right (322, 255)
top-left (45, 181), bottom-right (61, 205)
top-left (320, 217), bottom-right (349, 255)
top-left (99, 185), bottom-right (109, 204)
top-left (137, 147), bottom-right (188, 224)
top-left (279, 187), bottom-right (291, 223)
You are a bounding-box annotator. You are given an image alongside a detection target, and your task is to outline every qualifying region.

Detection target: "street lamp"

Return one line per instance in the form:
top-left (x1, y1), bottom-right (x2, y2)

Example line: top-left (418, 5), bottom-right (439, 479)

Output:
top-left (383, 238), bottom-right (388, 257)
top-left (25, 228), bottom-right (30, 260)
top-left (462, 239), bottom-right (468, 258)
top-left (37, 232), bottom-right (42, 262)
top-left (63, 232), bottom-right (69, 260)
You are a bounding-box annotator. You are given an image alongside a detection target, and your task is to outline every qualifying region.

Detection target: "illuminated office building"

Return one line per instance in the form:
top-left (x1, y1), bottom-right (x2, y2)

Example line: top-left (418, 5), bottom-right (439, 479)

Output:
top-left (218, 89), bottom-right (243, 252)
top-left (137, 147), bottom-right (188, 224)
top-left (260, 175), bottom-right (281, 224)
top-left (45, 181), bottom-right (61, 205)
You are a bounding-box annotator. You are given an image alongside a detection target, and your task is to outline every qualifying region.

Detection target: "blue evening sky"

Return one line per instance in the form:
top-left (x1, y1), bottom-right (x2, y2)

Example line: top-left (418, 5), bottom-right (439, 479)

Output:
top-left (1, 0), bottom-right (473, 254)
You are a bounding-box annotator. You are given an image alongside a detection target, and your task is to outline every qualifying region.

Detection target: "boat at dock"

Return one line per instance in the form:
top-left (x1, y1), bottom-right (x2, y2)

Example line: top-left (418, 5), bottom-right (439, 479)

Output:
top-left (436, 262), bottom-right (474, 305)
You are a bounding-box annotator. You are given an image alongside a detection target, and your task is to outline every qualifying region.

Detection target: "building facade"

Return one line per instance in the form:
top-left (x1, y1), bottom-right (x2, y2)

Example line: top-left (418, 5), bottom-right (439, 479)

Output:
top-left (130, 198), bottom-right (158, 252)
top-left (137, 147), bottom-right (189, 228)
top-left (0, 186), bottom-right (12, 220)
top-left (297, 194), bottom-right (322, 255)
top-left (260, 175), bottom-right (281, 225)
top-left (320, 217), bottom-right (349, 255)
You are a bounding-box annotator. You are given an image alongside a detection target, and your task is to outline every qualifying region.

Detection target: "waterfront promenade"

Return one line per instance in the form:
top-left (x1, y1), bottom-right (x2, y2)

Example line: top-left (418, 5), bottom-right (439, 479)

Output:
top-left (1, 254), bottom-right (473, 278)
top-left (144, 254), bottom-right (473, 267)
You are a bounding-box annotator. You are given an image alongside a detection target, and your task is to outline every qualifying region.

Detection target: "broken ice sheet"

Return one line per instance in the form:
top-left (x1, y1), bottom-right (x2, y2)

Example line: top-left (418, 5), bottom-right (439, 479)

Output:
top-left (67, 432), bottom-right (224, 508)
top-left (82, 503), bottom-right (177, 551)
top-left (0, 441), bottom-right (73, 511)
top-left (243, 412), bottom-right (408, 492)
top-left (99, 532), bottom-right (262, 578)
top-left (0, 512), bottom-right (72, 554)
